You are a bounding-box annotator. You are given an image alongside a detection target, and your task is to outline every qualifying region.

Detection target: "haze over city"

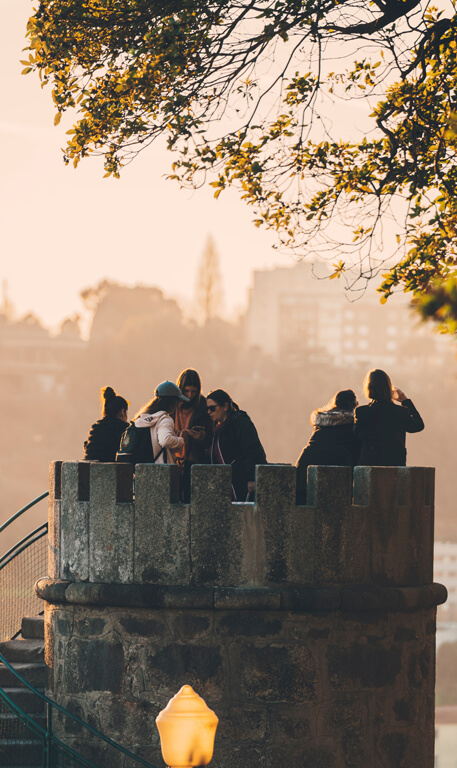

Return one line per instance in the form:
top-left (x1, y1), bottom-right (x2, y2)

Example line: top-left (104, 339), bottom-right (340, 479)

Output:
top-left (1, 0), bottom-right (302, 330)
top-left (1, 3), bottom-right (457, 765)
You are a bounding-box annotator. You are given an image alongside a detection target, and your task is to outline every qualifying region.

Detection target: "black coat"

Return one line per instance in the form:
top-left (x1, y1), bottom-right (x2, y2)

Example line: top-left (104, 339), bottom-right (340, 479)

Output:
top-left (83, 415), bottom-right (127, 462)
top-left (211, 409), bottom-right (267, 501)
top-left (295, 409), bottom-right (355, 504)
top-left (354, 399), bottom-right (424, 467)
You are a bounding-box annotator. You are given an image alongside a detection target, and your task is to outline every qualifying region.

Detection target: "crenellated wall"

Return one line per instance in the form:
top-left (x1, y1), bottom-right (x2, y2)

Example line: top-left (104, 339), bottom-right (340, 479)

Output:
top-left (47, 461), bottom-right (434, 588)
top-left (37, 462), bottom-right (446, 768)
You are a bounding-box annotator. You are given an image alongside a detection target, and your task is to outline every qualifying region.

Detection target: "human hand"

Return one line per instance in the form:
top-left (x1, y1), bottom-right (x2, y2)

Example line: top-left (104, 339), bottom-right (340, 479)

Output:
top-left (392, 387), bottom-right (407, 403)
top-left (189, 427), bottom-right (205, 440)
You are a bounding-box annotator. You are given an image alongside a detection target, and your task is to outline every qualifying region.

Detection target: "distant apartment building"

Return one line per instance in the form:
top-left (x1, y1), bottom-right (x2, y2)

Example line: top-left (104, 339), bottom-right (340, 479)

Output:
top-left (0, 312), bottom-right (85, 395)
top-left (244, 261), bottom-right (451, 368)
top-left (435, 707), bottom-right (457, 768)
top-left (435, 541), bottom-right (457, 624)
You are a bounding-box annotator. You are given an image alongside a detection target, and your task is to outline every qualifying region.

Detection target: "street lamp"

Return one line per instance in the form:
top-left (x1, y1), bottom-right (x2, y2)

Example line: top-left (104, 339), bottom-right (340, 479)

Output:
top-left (156, 685), bottom-right (219, 768)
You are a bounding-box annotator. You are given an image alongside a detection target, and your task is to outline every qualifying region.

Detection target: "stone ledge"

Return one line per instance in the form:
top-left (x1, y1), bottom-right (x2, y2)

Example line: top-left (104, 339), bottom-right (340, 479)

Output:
top-left (35, 578), bottom-right (447, 613)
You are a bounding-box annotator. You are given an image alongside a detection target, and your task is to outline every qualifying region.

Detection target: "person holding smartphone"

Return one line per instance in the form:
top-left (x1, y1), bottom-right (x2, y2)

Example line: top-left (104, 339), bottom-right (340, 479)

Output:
top-left (174, 369), bottom-right (213, 502)
top-left (354, 369), bottom-right (424, 466)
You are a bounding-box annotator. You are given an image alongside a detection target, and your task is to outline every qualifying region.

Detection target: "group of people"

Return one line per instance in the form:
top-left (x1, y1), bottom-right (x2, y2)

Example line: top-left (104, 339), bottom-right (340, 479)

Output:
top-left (83, 369), bottom-right (266, 502)
top-left (295, 368), bottom-right (424, 503)
top-left (83, 367), bottom-right (424, 504)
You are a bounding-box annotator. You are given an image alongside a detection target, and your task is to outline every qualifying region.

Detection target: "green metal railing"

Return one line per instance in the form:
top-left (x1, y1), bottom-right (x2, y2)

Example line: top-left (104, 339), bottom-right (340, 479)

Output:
top-left (0, 492), bottom-right (159, 768)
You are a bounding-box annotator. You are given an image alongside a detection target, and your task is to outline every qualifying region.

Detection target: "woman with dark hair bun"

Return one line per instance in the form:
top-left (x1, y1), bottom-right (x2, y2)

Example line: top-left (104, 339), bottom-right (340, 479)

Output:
top-left (354, 369), bottom-right (424, 466)
top-left (295, 389), bottom-right (358, 504)
top-left (83, 386), bottom-right (129, 462)
top-left (206, 388), bottom-right (267, 501)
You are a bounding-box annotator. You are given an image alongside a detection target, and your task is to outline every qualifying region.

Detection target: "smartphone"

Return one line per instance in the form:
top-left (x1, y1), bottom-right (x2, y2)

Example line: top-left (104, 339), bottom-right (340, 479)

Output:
top-left (192, 425), bottom-right (204, 432)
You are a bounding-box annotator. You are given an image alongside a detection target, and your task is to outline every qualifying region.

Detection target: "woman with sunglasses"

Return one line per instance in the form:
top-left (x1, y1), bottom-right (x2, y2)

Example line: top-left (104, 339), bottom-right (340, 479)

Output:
top-left (206, 389), bottom-right (267, 501)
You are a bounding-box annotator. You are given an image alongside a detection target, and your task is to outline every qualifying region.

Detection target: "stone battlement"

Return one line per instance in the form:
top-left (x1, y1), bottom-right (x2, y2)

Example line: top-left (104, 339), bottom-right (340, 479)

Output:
top-left (48, 461), bottom-right (435, 590)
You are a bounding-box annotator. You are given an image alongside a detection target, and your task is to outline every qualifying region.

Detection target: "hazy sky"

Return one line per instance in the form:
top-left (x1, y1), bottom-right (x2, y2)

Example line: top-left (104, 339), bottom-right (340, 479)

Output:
top-left (0, 1), bottom-right (301, 330)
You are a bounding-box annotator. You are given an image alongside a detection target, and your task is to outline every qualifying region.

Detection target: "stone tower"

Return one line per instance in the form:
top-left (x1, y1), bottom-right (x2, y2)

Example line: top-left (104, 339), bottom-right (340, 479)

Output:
top-left (36, 461), bottom-right (446, 768)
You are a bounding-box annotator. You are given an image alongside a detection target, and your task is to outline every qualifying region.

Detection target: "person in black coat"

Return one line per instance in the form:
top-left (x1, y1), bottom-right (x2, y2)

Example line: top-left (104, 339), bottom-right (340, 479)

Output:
top-left (83, 386), bottom-right (129, 462)
top-left (206, 389), bottom-right (267, 501)
top-left (174, 368), bottom-right (213, 502)
top-left (354, 369), bottom-right (424, 466)
top-left (295, 389), bottom-right (357, 504)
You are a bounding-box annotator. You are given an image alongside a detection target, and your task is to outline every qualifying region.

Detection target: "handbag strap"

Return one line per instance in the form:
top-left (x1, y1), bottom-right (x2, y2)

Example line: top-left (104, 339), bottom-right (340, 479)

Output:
top-left (152, 445), bottom-right (165, 463)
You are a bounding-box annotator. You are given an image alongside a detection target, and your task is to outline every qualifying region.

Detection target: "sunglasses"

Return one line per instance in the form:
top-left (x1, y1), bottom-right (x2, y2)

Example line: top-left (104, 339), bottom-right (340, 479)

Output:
top-left (207, 405), bottom-right (217, 412)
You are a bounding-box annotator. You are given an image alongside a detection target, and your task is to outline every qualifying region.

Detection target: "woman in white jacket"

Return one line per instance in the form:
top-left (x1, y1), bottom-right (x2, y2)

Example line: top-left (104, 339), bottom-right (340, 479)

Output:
top-left (133, 381), bottom-right (189, 464)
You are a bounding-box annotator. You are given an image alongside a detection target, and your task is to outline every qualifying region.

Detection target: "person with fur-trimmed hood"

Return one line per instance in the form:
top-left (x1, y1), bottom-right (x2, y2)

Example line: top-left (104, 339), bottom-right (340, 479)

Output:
top-left (295, 389), bottom-right (357, 504)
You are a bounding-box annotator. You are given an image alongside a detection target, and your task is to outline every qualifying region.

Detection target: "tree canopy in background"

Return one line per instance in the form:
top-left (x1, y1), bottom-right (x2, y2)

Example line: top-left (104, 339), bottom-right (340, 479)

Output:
top-left (24, 0), bottom-right (457, 327)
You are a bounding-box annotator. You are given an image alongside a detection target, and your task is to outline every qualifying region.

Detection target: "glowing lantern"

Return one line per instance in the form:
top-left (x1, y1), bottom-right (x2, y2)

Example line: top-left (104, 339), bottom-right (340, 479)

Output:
top-left (156, 685), bottom-right (219, 768)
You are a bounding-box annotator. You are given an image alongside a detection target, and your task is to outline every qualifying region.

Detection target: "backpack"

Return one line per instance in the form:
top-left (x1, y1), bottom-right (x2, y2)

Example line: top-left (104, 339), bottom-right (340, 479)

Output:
top-left (115, 421), bottom-right (165, 465)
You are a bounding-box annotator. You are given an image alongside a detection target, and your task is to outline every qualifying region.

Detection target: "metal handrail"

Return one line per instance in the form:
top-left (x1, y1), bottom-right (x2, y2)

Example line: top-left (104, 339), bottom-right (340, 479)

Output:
top-left (0, 523), bottom-right (48, 568)
top-left (0, 489), bottom-right (159, 768)
top-left (0, 652), bottom-right (157, 768)
top-left (0, 491), bottom-right (49, 535)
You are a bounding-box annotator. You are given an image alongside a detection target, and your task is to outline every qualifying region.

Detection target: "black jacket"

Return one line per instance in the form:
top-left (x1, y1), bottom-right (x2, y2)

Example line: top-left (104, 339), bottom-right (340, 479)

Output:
top-left (295, 409), bottom-right (355, 504)
top-left (211, 409), bottom-right (267, 501)
top-left (354, 399), bottom-right (424, 467)
top-left (83, 415), bottom-right (127, 462)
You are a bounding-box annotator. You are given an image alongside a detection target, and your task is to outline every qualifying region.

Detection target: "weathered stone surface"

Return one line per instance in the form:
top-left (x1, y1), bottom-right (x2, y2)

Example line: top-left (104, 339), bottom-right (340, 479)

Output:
top-left (239, 642), bottom-right (318, 703)
top-left (397, 466), bottom-right (434, 585)
top-left (214, 587), bottom-right (281, 611)
top-left (60, 462), bottom-right (89, 581)
top-left (145, 642), bottom-right (224, 701)
top-left (190, 464), bottom-right (245, 586)
top-left (43, 463), bottom-right (442, 768)
top-left (217, 611), bottom-right (283, 638)
top-left (310, 465), bottom-right (366, 584)
top-left (353, 466), bottom-right (436, 587)
top-left (64, 636), bottom-right (125, 693)
top-left (134, 463), bottom-right (189, 585)
top-left (169, 611), bottom-right (212, 640)
top-left (89, 463), bottom-right (134, 583)
top-left (48, 461), bottom-right (62, 579)
top-left (327, 642), bottom-right (403, 690)
top-left (256, 464), bottom-right (315, 585)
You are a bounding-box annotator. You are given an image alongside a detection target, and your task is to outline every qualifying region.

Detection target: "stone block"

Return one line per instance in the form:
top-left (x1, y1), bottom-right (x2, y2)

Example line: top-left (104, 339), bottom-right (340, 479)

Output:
top-left (216, 611), bottom-right (283, 638)
top-left (327, 641), bottom-right (402, 691)
top-left (48, 461), bottom-right (63, 579)
top-left (396, 467), bottom-right (434, 585)
top-left (134, 463), bottom-right (189, 585)
top-left (256, 464), bottom-right (315, 585)
top-left (265, 742), bottom-right (337, 768)
top-left (353, 466), bottom-right (400, 586)
top-left (60, 463), bottom-right (89, 581)
top-left (169, 611), bottom-right (212, 640)
top-left (214, 587), bottom-right (281, 611)
top-left (238, 642), bottom-right (318, 703)
top-left (64, 636), bottom-right (125, 693)
top-left (218, 706), bottom-right (270, 742)
top-left (88, 463), bottom-right (134, 584)
top-left (190, 465), bottom-right (245, 586)
top-left (309, 466), bottom-right (366, 584)
top-left (145, 642), bottom-right (224, 702)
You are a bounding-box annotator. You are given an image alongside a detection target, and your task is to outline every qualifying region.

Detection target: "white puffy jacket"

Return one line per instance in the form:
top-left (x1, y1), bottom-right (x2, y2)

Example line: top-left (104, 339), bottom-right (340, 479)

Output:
top-left (134, 411), bottom-right (184, 464)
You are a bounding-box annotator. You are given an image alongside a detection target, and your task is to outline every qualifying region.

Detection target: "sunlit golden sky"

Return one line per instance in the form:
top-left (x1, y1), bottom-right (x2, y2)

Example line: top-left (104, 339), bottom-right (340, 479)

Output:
top-left (0, 0), bottom-right (298, 330)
